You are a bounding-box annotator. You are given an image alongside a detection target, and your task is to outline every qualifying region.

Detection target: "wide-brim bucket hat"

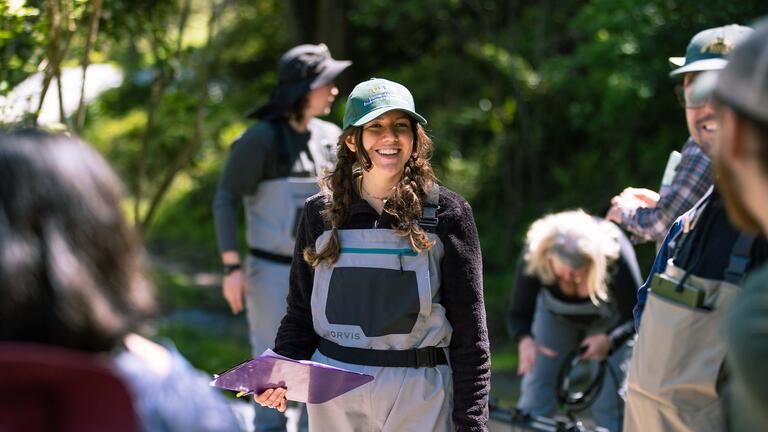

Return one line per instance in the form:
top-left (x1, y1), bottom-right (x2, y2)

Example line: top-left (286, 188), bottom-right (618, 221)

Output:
top-left (247, 43), bottom-right (351, 119)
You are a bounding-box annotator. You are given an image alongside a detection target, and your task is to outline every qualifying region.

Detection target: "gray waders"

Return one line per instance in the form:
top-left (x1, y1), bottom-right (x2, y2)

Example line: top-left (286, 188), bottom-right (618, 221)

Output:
top-left (306, 190), bottom-right (454, 432)
top-left (243, 119), bottom-right (336, 357)
top-left (518, 281), bottom-right (626, 432)
top-left (624, 191), bottom-right (756, 432)
top-left (244, 121), bottom-right (335, 431)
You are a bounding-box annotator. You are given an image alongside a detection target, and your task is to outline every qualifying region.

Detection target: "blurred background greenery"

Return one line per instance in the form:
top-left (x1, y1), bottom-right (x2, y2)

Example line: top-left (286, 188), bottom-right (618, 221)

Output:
top-left (2, 0), bottom-right (765, 402)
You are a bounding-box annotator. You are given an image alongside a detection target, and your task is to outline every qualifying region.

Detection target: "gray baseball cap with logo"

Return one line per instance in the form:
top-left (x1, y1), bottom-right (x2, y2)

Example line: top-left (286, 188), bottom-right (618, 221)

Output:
top-left (669, 24), bottom-right (754, 76)
top-left (693, 20), bottom-right (768, 123)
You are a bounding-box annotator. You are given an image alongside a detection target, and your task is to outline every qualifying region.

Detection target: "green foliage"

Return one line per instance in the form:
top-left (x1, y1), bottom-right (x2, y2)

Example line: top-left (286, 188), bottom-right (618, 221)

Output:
top-left (0, 0), bottom-right (45, 95)
top-left (155, 318), bottom-right (250, 375)
top-left (6, 0), bottom-right (766, 367)
top-left (151, 268), bottom-right (250, 374)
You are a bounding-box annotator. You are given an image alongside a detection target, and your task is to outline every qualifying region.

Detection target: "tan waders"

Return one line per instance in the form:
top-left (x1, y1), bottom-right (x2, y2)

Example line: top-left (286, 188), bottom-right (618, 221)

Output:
top-left (624, 191), bottom-right (755, 432)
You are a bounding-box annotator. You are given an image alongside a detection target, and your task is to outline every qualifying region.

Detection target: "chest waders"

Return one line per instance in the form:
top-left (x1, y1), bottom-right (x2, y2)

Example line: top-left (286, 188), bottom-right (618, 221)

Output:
top-left (242, 121), bottom-right (335, 358)
top-left (306, 189), bottom-right (454, 432)
top-left (244, 121), bottom-right (336, 432)
top-left (540, 289), bottom-right (620, 334)
top-left (624, 191), bottom-right (756, 432)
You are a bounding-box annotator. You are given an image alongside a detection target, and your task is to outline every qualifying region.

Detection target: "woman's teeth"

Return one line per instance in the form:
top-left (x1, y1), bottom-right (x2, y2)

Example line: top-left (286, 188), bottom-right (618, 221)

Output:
top-left (376, 148), bottom-right (400, 155)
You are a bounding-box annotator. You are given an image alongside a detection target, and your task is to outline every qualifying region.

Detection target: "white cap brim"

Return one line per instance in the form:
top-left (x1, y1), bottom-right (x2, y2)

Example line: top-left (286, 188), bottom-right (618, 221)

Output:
top-left (351, 105), bottom-right (427, 128)
top-left (669, 58), bottom-right (728, 77)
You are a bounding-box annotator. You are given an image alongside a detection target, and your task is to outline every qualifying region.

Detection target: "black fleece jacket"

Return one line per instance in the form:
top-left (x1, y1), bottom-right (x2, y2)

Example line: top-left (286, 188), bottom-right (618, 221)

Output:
top-left (273, 184), bottom-right (491, 432)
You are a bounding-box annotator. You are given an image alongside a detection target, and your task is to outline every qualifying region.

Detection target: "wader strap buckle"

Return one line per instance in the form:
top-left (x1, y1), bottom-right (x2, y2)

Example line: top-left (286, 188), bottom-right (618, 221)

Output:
top-left (418, 205), bottom-right (439, 232)
top-left (418, 184), bottom-right (440, 233)
top-left (412, 347), bottom-right (433, 367)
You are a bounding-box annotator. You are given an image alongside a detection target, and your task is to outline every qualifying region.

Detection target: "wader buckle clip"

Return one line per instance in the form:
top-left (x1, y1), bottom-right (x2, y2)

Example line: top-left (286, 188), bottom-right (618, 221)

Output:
top-left (413, 347), bottom-right (438, 368)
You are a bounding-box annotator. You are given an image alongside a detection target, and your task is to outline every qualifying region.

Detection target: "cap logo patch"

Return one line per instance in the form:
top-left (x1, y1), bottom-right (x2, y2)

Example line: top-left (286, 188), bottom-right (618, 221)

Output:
top-left (701, 37), bottom-right (732, 55)
top-left (363, 85), bottom-right (406, 107)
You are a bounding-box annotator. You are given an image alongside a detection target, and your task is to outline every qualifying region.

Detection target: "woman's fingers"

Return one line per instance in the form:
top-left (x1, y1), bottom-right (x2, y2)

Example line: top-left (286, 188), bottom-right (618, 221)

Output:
top-left (267, 388), bottom-right (287, 407)
top-left (537, 343), bottom-right (558, 358)
top-left (518, 346), bottom-right (538, 375)
top-left (254, 388), bottom-right (287, 409)
top-left (254, 388), bottom-right (273, 405)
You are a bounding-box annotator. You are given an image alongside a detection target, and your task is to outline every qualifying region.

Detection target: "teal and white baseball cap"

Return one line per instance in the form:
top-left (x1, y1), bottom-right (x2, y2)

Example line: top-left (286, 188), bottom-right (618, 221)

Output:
top-left (669, 24), bottom-right (753, 76)
top-left (342, 78), bottom-right (427, 130)
top-left (691, 20), bottom-right (768, 123)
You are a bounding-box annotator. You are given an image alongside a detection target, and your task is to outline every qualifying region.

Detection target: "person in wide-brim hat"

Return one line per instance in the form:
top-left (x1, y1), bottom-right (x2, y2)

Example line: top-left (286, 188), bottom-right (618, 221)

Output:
top-left (247, 43), bottom-right (352, 120)
top-left (213, 43), bottom-right (351, 431)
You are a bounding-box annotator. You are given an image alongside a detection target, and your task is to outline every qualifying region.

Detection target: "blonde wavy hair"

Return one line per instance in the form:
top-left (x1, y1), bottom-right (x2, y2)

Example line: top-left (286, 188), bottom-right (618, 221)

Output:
top-left (523, 209), bottom-right (621, 305)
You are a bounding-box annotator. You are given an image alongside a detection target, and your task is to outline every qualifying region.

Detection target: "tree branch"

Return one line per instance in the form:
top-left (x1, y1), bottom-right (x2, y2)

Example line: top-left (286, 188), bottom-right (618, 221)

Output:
top-left (75, 0), bottom-right (103, 132)
top-left (140, 0), bottom-right (224, 231)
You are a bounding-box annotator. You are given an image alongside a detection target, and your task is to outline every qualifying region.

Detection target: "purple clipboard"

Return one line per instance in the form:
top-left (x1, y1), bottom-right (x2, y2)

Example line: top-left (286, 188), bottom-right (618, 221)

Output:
top-left (210, 349), bottom-right (374, 404)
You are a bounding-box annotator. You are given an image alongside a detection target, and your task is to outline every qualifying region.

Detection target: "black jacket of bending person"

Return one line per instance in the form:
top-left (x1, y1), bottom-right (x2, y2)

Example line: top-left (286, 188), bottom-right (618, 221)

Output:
top-left (506, 234), bottom-right (641, 351)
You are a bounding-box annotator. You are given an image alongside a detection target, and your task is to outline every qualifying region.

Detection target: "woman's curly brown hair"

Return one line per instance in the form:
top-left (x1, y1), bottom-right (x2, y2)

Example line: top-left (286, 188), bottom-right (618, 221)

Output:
top-left (304, 118), bottom-right (438, 267)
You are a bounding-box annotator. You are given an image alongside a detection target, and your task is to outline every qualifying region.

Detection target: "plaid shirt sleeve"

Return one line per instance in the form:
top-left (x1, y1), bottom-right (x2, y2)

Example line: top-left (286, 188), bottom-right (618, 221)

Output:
top-left (620, 138), bottom-right (713, 243)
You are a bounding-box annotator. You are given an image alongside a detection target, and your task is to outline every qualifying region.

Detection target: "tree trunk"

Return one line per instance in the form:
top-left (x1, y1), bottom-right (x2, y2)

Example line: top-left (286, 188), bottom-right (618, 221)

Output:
top-left (139, 0), bottom-right (224, 231)
top-left (316, 0), bottom-right (348, 89)
top-left (56, 65), bottom-right (65, 124)
top-left (75, 0), bottom-right (103, 132)
top-left (134, 76), bottom-right (164, 229)
top-left (35, 0), bottom-right (62, 123)
top-left (285, 0), bottom-right (315, 43)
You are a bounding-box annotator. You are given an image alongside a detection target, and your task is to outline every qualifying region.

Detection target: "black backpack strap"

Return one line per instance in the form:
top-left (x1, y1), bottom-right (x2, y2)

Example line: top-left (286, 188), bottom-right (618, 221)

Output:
top-left (418, 183), bottom-right (440, 233)
top-left (670, 185), bottom-right (715, 262)
top-left (724, 232), bottom-right (757, 284)
top-left (268, 120), bottom-right (293, 176)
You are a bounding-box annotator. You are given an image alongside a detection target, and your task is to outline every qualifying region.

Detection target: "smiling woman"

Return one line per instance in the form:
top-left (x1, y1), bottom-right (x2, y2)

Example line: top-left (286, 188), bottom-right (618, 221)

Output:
top-left (254, 78), bottom-right (491, 432)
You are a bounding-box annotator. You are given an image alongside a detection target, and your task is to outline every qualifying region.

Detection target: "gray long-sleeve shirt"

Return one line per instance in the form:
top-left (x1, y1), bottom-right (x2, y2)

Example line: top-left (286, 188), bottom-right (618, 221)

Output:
top-left (212, 118), bottom-right (340, 252)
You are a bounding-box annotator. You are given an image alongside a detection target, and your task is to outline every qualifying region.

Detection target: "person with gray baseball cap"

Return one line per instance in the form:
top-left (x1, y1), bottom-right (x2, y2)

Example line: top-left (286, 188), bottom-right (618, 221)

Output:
top-left (621, 24), bottom-right (768, 432)
top-left (212, 43), bottom-right (350, 432)
top-left (692, 19), bottom-right (768, 432)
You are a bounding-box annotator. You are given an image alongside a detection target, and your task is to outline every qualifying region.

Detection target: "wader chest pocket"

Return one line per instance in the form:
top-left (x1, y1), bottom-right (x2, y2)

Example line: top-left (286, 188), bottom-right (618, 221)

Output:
top-left (326, 267), bottom-right (420, 337)
top-left (651, 273), bottom-right (706, 309)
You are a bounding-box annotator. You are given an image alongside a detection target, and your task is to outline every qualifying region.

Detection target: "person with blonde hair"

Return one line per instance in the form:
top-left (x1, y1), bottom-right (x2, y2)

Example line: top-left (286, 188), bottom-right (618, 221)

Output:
top-left (507, 210), bottom-right (641, 432)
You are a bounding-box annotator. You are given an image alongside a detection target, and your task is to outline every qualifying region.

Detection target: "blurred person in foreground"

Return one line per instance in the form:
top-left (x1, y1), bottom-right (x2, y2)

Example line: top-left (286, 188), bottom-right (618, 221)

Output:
top-left (0, 130), bottom-right (240, 432)
top-left (212, 43), bottom-right (350, 431)
top-left (507, 210), bottom-right (641, 432)
top-left (691, 19), bottom-right (768, 432)
top-left (605, 26), bottom-right (754, 246)
top-left (623, 25), bottom-right (768, 432)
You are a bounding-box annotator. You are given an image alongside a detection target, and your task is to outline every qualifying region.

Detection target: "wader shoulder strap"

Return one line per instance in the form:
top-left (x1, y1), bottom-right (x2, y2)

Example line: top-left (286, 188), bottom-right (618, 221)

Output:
top-left (724, 232), bottom-right (757, 284)
top-left (266, 120), bottom-right (291, 176)
top-left (671, 186), bottom-right (715, 263)
top-left (418, 183), bottom-right (440, 233)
